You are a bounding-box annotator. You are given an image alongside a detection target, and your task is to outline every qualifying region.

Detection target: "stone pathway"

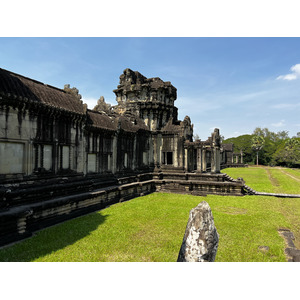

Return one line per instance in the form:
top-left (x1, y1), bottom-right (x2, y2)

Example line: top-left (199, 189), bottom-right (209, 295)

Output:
top-left (278, 228), bottom-right (300, 262)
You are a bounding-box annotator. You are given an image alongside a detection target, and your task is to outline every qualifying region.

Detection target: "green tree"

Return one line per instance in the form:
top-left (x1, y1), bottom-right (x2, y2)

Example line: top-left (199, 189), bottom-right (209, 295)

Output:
top-left (251, 135), bottom-right (265, 165)
top-left (223, 134), bottom-right (254, 164)
top-left (253, 127), bottom-right (289, 142)
top-left (277, 130), bottom-right (289, 140)
top-left (284, 138), bottom-right (300, 166)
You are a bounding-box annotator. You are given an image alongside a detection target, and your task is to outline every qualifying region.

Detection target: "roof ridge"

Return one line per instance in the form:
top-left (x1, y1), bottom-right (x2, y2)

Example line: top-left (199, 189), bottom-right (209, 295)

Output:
top-left (0, 67), bottom-right (66, 93)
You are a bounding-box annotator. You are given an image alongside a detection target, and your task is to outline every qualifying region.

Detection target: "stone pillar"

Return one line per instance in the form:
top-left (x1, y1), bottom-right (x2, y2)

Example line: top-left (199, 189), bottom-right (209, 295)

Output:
top-left (162, 111), bottom-right (167, 128)
top-left (184, 146), bottom-right (188, 172)
top-left (211, 146), bottom-right (221, 173)
top-left (149, 110), bottom-right (153, 131)
top-left (152, 135), bottom-right (157, 167)
top-left (173, 136), bottom-right (178, 167)
top-left (144, 111), bottom-right (149, 128)
top-left (28, 140), bottom-right (34, 175)
top-left (202, 148), bottom-right (207, 172)
top-left (177, 201), bottom-right (219, 262)
top-left (112, 135), bottom-right (117, 173)
top-left (157, 134), bottom-right (162, 167)
top-left (211, 148), bottom-right (216, 173)
top-left (215, 147), bottom-right (220, 173)
top-left (240, 150), bottom-right (243, 164)
top-left (152, 110), bottom-right (158, 131)
top-left (149, 136), bottom-right (154, 166)
top-left (196, 146), bottom-right (202, 172)
top-left (132, 135), bottom-right (137, 170)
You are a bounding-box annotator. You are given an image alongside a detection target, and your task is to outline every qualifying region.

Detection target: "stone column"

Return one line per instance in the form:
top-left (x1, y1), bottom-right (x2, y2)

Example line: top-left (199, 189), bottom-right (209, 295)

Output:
top-left (152, 135), bottom-right (157, 167)
top-left (149, 135), bottom-right (154, 166)
top-left (196, 146), bottom-right (202, 172)
top-left (215, 147), bottom-right (221, 173)
top-left (184, 146), bottom-right (188, 172)
top-left (211, 146), bottom-right (221, 173)
top-left (162, 111), bottom-right (167, 128)
top-left (240, 150), bottom-right (243, 164)
top-left (211, 148), bottom-right (216, 173)
top-left (173, 136), bottom-right (178, 167)
top-left (202, 148), bottom-right (207, 172)
top-left (132, 135), bottom-right (137, 170)
top-left (28, 140), bottom-right (34, 175)
top-left (152, 110), bottom-right (158, 131)
top-left (211, 149), bottom-right (215, 172)
top-left (157, 134), bottom-right (162, 167)
top-left (112, 135), bottom-right (117, 173)
top-left (149, 110), bottom-right (153, 131)
top-left (235, 155), bottom-right (239, 164)
top-left (144, 111), bottom-right (149, 128)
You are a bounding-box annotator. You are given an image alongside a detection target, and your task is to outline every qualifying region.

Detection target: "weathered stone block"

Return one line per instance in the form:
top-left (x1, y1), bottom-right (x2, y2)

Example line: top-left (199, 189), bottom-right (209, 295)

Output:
top-left (177, 201), bottom-right (219, 262)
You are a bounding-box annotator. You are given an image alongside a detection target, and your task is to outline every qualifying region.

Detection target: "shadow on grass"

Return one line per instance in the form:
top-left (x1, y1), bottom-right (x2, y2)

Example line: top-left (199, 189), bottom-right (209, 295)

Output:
top-left (0, 212), bottom-right (108, 262)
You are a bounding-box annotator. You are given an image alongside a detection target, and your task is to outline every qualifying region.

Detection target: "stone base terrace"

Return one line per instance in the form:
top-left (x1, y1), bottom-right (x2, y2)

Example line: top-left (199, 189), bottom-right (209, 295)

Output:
top-left (0, 170), bottom-right (246, 247)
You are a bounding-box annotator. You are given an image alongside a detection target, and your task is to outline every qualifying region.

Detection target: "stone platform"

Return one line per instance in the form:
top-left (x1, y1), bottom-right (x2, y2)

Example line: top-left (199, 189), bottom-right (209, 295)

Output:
top-left (154, 171), bottom-right (245, 196)
top-left (0, 171), bottom-right (246, 247)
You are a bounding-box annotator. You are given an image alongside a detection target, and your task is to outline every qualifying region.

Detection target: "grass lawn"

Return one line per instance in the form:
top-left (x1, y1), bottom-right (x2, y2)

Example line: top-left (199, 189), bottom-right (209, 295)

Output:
top-left (0, 166), bottom-right (299, 262)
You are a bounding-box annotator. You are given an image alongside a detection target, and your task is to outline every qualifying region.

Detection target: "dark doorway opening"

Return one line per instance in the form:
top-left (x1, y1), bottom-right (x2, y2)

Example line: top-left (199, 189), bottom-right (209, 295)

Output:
top-left (163, 151), bottom-right (173, 165)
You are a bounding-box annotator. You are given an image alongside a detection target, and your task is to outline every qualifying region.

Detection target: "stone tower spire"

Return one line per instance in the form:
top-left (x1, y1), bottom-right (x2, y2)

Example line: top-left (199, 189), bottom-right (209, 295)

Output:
top-left (113, 68), bottom-right (178, 131)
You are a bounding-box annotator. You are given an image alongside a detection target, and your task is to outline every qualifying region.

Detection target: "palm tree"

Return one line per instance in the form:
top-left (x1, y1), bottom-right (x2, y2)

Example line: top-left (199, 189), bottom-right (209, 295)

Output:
top-left (251, 135), bottom-right (265, 165)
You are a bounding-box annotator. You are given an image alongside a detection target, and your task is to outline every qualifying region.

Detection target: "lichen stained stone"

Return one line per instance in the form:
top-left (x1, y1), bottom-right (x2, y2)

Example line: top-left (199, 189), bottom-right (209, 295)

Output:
top-left (177, 201), bottom-right (219, 262)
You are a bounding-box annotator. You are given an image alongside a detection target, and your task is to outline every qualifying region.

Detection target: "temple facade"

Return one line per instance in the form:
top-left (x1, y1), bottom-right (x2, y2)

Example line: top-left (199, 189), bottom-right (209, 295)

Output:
top-left (0, 67), bottom-right (242, 246)
top-left (0, 67), bottom-right (224, 178)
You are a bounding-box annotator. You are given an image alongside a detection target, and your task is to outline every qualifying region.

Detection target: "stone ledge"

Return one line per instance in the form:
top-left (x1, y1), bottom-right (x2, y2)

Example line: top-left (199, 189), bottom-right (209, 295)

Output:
top-left (0, 180), bottom-right (156, 247)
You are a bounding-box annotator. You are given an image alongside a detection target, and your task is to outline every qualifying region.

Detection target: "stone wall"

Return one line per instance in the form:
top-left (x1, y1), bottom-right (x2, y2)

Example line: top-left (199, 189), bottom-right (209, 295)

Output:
top-left (0, 174), bottom-right (156, 247)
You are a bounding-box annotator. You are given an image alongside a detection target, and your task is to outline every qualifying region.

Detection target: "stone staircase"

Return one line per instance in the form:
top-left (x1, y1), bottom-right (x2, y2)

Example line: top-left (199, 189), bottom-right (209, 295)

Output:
top-left (223, 173), bottom-right (300, 197)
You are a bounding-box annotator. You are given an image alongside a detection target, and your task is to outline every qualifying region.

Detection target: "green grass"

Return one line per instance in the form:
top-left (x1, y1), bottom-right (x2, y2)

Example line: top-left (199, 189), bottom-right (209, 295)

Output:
top-left (0, 166), bottom-right (300, 262)
top-left (268, 168), bottom-right (300, 194)
top-left (285, 168), bottom-right (300, 178)
top-left (222, 166), bottom-right (275, 193)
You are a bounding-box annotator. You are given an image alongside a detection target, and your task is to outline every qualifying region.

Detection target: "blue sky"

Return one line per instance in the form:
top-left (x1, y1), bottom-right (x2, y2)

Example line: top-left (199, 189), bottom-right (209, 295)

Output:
top-left (1, 37), bottom-right (300, 140)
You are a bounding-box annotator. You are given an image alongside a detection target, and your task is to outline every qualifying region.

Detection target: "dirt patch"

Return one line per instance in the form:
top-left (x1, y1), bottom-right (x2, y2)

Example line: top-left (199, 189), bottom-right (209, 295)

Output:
top-left (265, 168), bottom-right (280, 187)
top-left (280, 170), bottom-right (300, 183)
top-left (258, 245), bottom-right (269, 253)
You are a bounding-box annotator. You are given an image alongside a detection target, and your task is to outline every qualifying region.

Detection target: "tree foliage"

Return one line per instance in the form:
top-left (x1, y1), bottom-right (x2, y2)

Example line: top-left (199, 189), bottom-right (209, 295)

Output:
top-left (223, 127), bottom-right (300, 167)
top-left (273, 137), bottom-right (300, 167)
top-left (223, 134), bottom-right (254, 163)
top-left (251, 135), bottom-right (265, 165)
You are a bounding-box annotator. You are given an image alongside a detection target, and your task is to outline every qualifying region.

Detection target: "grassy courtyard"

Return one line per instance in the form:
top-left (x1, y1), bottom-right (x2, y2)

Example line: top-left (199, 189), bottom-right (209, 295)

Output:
top-left (0, 166), bottom-right (299, 262)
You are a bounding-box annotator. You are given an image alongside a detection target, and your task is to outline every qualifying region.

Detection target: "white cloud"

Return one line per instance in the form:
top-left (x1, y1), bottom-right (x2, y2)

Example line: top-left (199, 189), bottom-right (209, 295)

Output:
top-left (271, 102), bottom-right (300, 109)
top-left (277, 63), bottom-right (300, 81)
top-left (81, 97), bottom-right (98, 109)
top-left (271, 119), bottom-right (285, 127)
top-left (82, 96), bottom-right (116, 109)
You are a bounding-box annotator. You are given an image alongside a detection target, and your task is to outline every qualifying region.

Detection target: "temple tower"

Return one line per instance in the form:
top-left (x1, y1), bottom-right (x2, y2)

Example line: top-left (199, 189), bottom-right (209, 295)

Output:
top-left (113, 68), bottom-right (178, 131)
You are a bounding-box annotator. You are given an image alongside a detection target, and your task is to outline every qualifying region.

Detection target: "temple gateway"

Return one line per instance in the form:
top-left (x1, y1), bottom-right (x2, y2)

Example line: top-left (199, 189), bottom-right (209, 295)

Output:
top-left (0, 67), bottom-right (244, 246)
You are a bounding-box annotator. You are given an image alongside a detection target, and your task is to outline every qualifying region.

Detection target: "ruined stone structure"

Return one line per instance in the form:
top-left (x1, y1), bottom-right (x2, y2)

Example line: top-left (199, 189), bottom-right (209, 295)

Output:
top-left (220, 143), bottom-right (247, 168)
top-left (0, 67), bottom-right (245, 246)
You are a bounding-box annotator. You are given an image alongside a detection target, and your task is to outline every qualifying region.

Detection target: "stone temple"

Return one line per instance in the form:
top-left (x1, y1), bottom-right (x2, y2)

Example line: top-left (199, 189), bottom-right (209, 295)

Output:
top-left (0, 67), bottom-right (245, 246)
